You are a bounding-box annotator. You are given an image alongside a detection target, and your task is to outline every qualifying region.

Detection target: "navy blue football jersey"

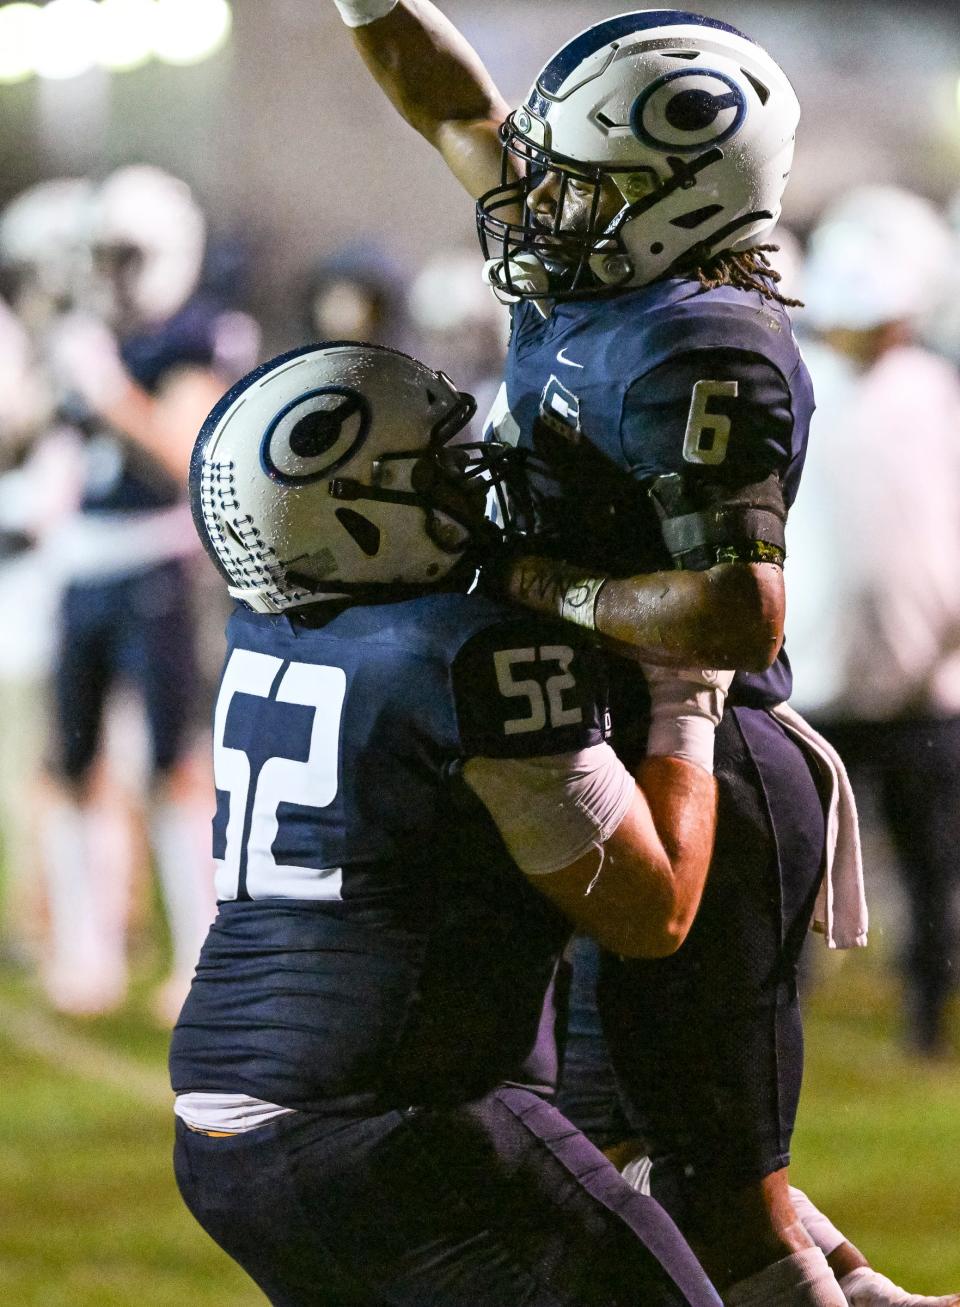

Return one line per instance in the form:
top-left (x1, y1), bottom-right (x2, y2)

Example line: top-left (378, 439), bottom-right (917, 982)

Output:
top-left (485, 277), bottom-right (815, 707)
top-left (81, 296), bottom-right (223, 514)
top-left (170, 592), bottom-right (611, 1114)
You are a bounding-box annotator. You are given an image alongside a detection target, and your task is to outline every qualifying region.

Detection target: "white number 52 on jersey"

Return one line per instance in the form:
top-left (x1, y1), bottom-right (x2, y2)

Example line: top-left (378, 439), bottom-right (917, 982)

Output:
top-left (213, 649), bottom-right (346, 902)
top-left (494, 645), bottom-right (583, 736)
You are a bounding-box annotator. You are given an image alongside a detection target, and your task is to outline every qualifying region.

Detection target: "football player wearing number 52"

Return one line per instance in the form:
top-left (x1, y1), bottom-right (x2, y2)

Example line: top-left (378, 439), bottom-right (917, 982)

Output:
top-left (170, 342), bottom-right (731, 1306)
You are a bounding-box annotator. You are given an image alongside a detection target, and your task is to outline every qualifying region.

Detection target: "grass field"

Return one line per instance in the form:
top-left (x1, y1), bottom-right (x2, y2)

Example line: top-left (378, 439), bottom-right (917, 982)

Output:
top-left (791, 949), bottom-right (960, 1293)
top-left (0, 944), bottom-right (957, 1306)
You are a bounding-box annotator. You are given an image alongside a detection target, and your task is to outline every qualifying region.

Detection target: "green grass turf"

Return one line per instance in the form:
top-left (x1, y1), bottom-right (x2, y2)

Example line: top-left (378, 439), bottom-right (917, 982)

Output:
top-left (792, 946), bottom-right (960, 1294)
top-left (0, 974), bottom-right (264, 1307)
top-left (0, 950), bottom-right (957, 1305)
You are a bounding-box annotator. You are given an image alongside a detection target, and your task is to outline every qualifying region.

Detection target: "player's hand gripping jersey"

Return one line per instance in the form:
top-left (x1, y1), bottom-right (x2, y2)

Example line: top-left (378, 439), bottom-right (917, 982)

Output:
top-left (486, 277), bottom-right (814, 706)
top-left (170, 594), bottom-right (611, 1115)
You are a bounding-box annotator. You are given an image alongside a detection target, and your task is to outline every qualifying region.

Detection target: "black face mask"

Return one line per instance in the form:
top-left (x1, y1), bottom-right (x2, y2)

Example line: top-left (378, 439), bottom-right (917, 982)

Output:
top-left (476, 114), bottom-right (731, 302)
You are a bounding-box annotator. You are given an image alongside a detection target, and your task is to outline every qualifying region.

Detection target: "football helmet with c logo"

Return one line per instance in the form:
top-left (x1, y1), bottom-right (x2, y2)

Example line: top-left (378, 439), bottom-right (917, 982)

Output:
top-left (191, 342), bottom-right (516, 612)
top-left (478, 10), bottom-right (800, 300)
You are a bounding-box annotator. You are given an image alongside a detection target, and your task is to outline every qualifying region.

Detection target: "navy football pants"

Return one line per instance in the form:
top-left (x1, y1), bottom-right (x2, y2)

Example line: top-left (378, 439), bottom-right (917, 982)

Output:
top-left (51, 559), bottom-right (198, 782)
top-left (560, 707), bottom-right (826, 1230)
top-left (174, 1086), bottom-right (721, 1307)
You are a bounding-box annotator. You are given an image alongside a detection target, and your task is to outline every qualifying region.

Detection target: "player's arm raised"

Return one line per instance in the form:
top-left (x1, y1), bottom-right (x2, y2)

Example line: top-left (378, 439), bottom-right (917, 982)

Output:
top-left (333, 0), bottom-right (509, 199)
top-left (465, 667), bottom-right (728, 959)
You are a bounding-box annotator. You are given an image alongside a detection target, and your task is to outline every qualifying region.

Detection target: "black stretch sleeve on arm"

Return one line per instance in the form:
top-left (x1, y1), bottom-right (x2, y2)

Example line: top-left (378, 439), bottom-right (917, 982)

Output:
top-left (621, 348), bottom-right (794, 570)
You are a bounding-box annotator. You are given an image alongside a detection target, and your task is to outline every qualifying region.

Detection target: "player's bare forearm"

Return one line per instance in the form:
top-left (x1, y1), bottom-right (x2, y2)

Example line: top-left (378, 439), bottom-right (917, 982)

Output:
top-left (597, 561), bottom-right (784, 671)
top-left (504, 554), bottom-right (785, 672)
top-left (104, 368), bottom-right (227, 485)
top-left (634, 754), bottom-right (718, 952)
top-left (556, 756), bottom-right (717, 959)
top-left (349, 1), bottom-right (508, 196)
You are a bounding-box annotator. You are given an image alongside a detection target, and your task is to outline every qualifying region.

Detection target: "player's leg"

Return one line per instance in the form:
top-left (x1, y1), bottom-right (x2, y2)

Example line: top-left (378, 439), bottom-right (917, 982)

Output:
top-left (0, 670), bottom-right (49, 966)
top-left (554, 932), bottom-right (643, 1161)
top-left (41, 581), bottom-right (130, 1013)
top-left (175, 1089), bottom-right (721, 1307)
top-left (597, 995), bottom-right (960, 1306)
top-left (598, 706), bottom-right (842, 1303)
top-left (878, 718), bottom-right (960, 1058)
top-left (560, 891), bottom-right (958, 1304)
top-left (425, 1086), bottom-right (719, 1307)
top-left (788, 1188), bottom-right (960, 1307)
top-left (174, 1116), bottom-right (377, 1307)
top-left (127, 560), bottom-right (215, 1021)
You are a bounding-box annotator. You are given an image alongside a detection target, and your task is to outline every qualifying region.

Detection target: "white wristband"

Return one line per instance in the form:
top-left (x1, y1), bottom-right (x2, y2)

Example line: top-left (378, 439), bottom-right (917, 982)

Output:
top-left (641, 666), bottom-right (734, 775)
top-left (333, 0), bottom-right (398, 27)
top-left (645, 712), bottom-right (719, 774)
top-left (559, 575), bottom-right (606, 630)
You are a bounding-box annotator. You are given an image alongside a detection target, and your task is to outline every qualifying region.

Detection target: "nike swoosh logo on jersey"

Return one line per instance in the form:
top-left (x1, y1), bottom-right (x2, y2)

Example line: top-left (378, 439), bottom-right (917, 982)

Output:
top-left (556, 347), bottom-right (584, 369)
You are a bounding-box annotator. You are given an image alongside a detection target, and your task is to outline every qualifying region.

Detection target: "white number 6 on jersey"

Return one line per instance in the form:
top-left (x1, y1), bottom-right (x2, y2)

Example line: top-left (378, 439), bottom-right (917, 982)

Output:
top-left (683, 379), bottom-right (738, 466)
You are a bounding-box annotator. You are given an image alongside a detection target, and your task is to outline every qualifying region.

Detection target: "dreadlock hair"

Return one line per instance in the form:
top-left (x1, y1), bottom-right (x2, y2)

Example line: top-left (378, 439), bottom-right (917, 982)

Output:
top-left (681, 244), bottom-right (803, 307)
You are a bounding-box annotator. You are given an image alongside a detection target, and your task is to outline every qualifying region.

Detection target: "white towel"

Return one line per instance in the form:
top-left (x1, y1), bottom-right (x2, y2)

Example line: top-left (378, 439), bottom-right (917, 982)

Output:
top-left (770, 703), bottom-right (869, 950)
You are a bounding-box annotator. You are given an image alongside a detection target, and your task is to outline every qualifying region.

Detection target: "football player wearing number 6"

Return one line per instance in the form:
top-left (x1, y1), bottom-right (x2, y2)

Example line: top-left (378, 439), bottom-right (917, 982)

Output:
top-left (325, 7), bottom-right (926, 1307)
top-left (171, 341), bottom-right (730, 1306)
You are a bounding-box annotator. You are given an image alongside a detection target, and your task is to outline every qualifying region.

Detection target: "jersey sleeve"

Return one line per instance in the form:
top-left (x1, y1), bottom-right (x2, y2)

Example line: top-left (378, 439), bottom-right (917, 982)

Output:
top-left (462, 744), bottom-right (635, 876)
top-left (620, 348), bottom-right (794, 569)
top-left (620, 347), bottom-right (796, 487)
top-left (450, 618), bottom-right (610, 760)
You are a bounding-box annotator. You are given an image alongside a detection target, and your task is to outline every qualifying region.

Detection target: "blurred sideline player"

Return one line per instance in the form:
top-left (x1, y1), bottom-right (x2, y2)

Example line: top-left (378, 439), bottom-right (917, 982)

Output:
top-left (788, 186), bottom-right (960, 1063)
top-left (331, 5), bottom-right (955, 1305)
top-left (298, 243), bottom-right (410, 351)
top-left (407, 247), bottom-right (509, 437)
top-left (0, 287), bottom-right (82, 967)
top-left (172, 341), bottom-right (728, 1307)
top-left (921, 189), bottom-right (960, 368)
top-left (38, 166), bottom-right (258, 1020)
top-left (0, 184), bottom-right (91, 969)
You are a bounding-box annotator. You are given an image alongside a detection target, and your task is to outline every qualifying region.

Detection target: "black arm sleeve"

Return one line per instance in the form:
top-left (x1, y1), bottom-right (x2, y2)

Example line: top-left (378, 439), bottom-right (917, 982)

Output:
top-left (621, 348), bottom-right (794, 569)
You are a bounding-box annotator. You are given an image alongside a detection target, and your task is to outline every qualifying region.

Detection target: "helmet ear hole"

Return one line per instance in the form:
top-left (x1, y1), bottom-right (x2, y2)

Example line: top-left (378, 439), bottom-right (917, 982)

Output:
top-left (335, 507), bottom-right (381, 557)
top-left (741, 69), bottom-right (770, 105)
top-left (670, 203), bottom-right (724, 230)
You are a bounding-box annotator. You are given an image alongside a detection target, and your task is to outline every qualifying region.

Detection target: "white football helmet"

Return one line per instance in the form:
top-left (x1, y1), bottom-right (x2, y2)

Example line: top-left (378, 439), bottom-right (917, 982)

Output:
top-left (87, 165), bottom-right (206, 323)
top-left (802, 185), bottom-right (954, 332)
top-left (0, 178), bottom-right (94, 307)
top-left (478, 10), bottom-right (800, 300)
top-left (191, 342), bottom-right (516, 613)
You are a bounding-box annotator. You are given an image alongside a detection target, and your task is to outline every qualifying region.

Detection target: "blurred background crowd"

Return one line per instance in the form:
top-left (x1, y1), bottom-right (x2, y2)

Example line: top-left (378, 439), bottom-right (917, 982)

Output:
top-left (0, 0), bottom-right (959, 1204)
